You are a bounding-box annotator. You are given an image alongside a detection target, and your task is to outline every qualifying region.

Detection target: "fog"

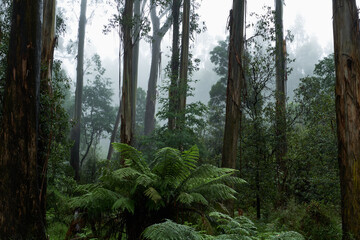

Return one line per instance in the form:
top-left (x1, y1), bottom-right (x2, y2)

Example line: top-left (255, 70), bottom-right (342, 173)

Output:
top-left (54, 0), bottom-right (344, 155)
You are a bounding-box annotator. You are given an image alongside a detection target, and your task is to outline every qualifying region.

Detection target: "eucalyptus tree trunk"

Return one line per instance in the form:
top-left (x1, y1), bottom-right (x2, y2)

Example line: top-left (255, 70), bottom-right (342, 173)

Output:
top-left (144, 2), bottom-right (172, 135)
top-left (107, 2), bottom-right (123, 161)
top-left (332, 0), bottom-right (360, 239)
top-left (177, 0), bottom-right (190, 129)
top-left (131, 0), bottom-right (141, 138)
top-left (275, 0), bottom-right (287, 203)
top-left (39, 0), bottom-right (57, 225)
top-left (0, 0), bottom-right (46, 239)
top-left (221, 0), bottom-right (244, 169)
top-left (168, 0), bottom-right (181, 130)
top-left (120, 0), bottom-right (134, 146)
top-left (70, 0), bottom-right (87, 181)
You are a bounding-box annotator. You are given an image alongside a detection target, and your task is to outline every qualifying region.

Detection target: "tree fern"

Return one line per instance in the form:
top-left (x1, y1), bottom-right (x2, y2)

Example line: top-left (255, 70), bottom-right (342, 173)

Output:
top-left (142, 219), bottom-right (204, 240)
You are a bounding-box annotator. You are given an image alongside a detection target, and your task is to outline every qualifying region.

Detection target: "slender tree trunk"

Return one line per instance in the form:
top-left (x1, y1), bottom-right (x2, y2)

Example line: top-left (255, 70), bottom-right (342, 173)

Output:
top-left (120, 0), bottom-right (134, 146)
top-left (144, 3), bottom-right (172, 135)
top-left (221, 0), bottom-right (245, 169)
top-left (132, 0), bottom-right (141, 138)
top-left (168, 0), bottom-right (181, 130)
top-left (38, 0), bottom-right (57, 226)
top-left (177, 0), bottom-right (190, 129)
top-left (70, 0), bottom-right (87, 181)
top-left (275, 0), bottom-right (287, 203)
top-left (0, 1), bottom-right (46, 239)
top-left (107, 14), bottom-right (123, 160)
top-left (332, 0), bottom-right (360, 239)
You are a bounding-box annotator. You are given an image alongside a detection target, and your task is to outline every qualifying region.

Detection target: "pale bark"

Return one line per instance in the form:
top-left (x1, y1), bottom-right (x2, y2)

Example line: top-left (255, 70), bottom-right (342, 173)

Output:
top-left (332, 0), bottom-right (360, 239)
top-left (144, 3), bottom-right (172, 135)
top-left (70, 0), bottom-right (87, 181)
top-left (0, 0), bottom-right (46, 238)
top-left (221, 0), bottom-right (244, 169)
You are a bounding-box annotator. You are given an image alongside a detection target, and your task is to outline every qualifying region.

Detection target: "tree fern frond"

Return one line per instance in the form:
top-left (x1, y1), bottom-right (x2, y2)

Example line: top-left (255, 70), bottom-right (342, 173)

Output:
top-left (181, 145), bottom-right (199, 170)
top-left (177, 192), bottom-right (194, 205)
top-left (112, 196), bottom-right (135, 214)
top-left (196, 183), bottom-right (237, 201)
top-left (189, 192), bottom-right (209, 205)
top-left (70, 186), bottom-right (119, 217)
top-left (144, 187), bottom-right (163, 203)
top-left (112, 143), bottom-right (150, 173)
top-left (142, 219), bottom-right (204, 240)
top-left (268, 231), bottom-right (305, 240)
top-left (151, 147), bottom-right (189, 183)
top-left (213, 234), bottom-right (252, 240)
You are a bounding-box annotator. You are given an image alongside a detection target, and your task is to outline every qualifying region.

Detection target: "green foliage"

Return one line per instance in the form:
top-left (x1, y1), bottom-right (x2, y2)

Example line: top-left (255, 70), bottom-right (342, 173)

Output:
top-left (299, 201), bottom-right (341, 240)
top-left (69, 144), bottom-right (244, 239)
top-left (290, 54), bottom-right (339, 205)
top-left (143, 219), bottom-right (204, 240)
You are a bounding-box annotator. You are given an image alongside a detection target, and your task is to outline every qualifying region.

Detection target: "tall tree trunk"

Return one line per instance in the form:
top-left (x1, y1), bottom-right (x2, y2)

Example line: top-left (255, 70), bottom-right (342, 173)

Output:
top-left (275, 0), bottom-right (287, 203)
top-left (39, 0), bottom-right (57, 227)
top-left (70, 0), bottom-right (87, 181)
top-left (144, 2), bottom-right (172, 135)
top-left (221, 0), bottom-right (244, 169)
top-left (168, 0), bottom-right (181, 130)
top-left (332, 0), bottom-right (360, 239)
top-left (120, 0), bottom-right (134, 146)
top-left (0, 1), bottom-right (46, 239)
top-left (131, 0), bottom-right (141, 139)
top-left (107, 8), bottom-right (123, 161)
top-left (177, 0), bottom-right (190, 129)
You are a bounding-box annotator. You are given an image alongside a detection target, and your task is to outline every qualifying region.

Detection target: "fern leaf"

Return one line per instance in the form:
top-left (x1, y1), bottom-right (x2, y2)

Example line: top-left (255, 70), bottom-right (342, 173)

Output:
top-left (144, 187), bottom-right (163, 203)
top-left (142, 219), bottom-right (204, 240)
top-left (112, 196), bottom-right (135, 214)
top-left (181, 145), bottom-right (199, 170)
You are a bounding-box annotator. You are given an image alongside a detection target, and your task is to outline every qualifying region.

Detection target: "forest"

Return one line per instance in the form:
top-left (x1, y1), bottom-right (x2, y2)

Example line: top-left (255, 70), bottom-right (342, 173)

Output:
top-left (0, 0), bottom-right (359, 239)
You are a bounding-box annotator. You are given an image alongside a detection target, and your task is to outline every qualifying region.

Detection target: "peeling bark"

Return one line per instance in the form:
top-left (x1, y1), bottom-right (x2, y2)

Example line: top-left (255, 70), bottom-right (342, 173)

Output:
top-left (0, 0), bottom-right (46, 238)
top-left (333, 0), bottom-right (360, 239)
top-left (222, 0), bottom-right (245, 169)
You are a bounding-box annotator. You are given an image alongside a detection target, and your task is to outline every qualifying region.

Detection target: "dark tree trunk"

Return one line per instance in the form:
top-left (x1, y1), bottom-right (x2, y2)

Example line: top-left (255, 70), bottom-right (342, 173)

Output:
top-left (38, 0), bottom-right (57, 226)
top-left (120, 0), bottom-right (134, 146)
top-left (144, 2), bottom-right (172, 135)
top-left (177, 0), bottom-right (190, 129)
top-left (0, 0), bottom-right (46, 239)
top-left (221, 0), bottom-right (244, 169)
top-left (168, 0), bottom-right (181, 130)
top-left (70, 0), bottom-right (87, 181)
top-left (332, 0), bottom-right (360, 239)
top-left (275, 0), bottom-right (288, 204)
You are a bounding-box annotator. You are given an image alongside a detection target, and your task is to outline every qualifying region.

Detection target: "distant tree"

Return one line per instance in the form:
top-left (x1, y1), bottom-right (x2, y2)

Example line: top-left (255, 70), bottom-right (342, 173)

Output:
top-left (206, 38), bottom-right (228, 164)
top-left (222, 0), bottom-right (245, 169)
top-left (80, 54), bottom-right (114, 167)
top-left (332, 0), bottom-right (360, 239)
top-left (274, 0), bottom-right (288, 205)
top-left (0, 1), bottom-right (46, 238)
top-left (144, 0), bottom-right (172, 136)
top-left (70, 0), bottom-right (87, 181)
